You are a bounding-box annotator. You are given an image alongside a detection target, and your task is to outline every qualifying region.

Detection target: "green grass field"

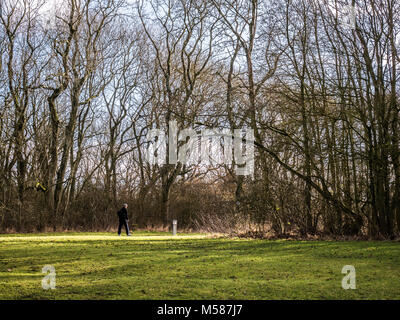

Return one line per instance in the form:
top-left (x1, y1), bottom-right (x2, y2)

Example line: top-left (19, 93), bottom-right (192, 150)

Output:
top-left (0, 232), bottom-right (399, 299)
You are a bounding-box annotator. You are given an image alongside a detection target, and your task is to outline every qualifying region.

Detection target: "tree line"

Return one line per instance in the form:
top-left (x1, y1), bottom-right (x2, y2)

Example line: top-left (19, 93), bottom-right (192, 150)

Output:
top-left (0, 0), bottom-right (399, 238)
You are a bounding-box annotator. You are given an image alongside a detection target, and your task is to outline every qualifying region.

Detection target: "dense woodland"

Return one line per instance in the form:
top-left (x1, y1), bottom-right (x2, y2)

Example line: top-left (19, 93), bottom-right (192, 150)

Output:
top-left (0, 0), bottom-right (399, 238)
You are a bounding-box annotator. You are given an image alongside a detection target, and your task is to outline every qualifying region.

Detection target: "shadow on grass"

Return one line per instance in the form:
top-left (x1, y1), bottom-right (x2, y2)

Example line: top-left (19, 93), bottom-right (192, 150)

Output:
top-left (1, 236), bottom-right (400, 299)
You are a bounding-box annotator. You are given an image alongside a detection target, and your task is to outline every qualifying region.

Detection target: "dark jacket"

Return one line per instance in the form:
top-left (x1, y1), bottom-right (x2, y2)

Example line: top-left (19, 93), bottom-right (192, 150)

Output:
top-left (117, 207), bottom-right (128, 221)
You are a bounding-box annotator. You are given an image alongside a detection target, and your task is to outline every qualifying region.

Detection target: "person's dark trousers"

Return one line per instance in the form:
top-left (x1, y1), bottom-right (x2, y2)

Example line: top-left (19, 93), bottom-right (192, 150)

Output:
top-left (118, 219), bottom-right (130, 235)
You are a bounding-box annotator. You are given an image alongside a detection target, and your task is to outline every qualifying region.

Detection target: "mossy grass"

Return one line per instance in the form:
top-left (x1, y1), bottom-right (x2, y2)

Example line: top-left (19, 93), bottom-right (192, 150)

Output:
top-left (0, 232), bottom-right (399, 299)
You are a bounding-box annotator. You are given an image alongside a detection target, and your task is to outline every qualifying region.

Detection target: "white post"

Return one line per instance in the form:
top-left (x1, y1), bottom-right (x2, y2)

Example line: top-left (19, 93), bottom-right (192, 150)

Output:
top-left (172, 219), bottom-right (177, 236)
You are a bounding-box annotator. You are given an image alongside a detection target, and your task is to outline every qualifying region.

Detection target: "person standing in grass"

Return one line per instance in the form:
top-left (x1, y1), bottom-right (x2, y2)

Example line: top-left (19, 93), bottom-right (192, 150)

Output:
top-left (117, 203), bottom-right (131, 236)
